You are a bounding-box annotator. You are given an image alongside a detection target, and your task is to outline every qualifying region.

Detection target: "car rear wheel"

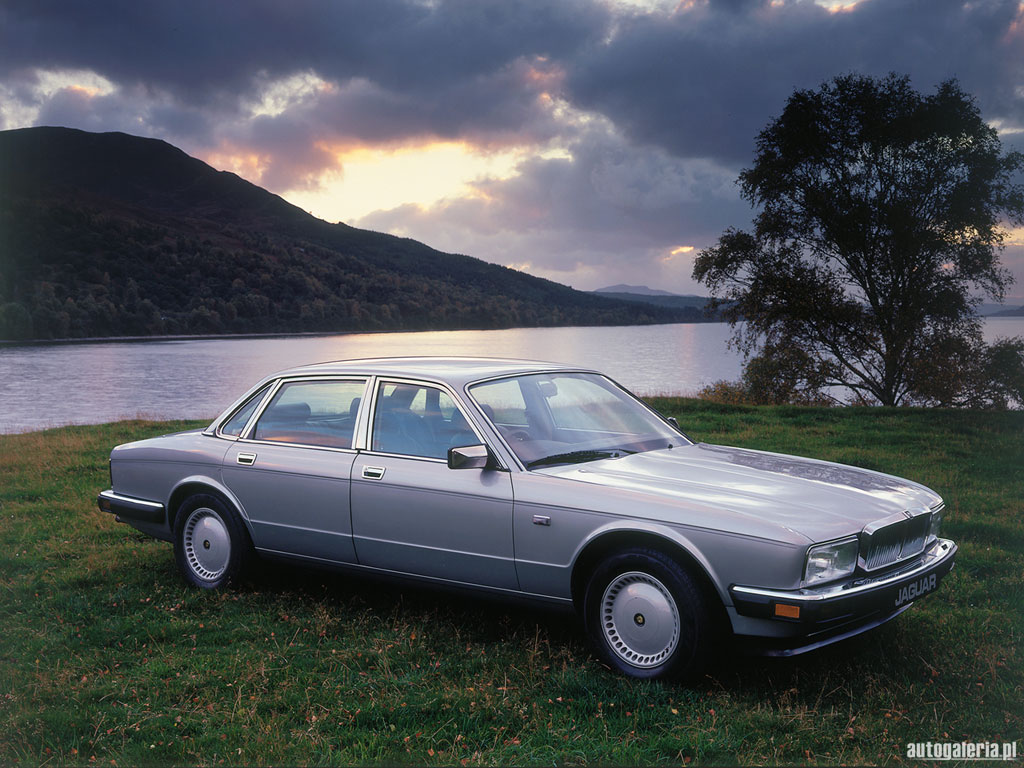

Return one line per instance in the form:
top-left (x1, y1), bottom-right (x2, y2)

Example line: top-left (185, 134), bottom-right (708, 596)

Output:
top-left (584, 547), bottom-right (712, 681)
top-left (173, 494), bottom-right (251, 589)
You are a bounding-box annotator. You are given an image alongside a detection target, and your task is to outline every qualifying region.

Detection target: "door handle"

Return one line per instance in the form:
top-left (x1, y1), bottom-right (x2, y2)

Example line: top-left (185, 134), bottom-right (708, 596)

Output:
top-left (237, 452), bottom-right (257, 466)
top-left (362, 466), bottom-right (386, 480)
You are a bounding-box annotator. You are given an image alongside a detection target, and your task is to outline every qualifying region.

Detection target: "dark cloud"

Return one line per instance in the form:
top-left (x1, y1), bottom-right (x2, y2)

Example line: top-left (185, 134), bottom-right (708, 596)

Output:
top-left (1, 0), bottom-right (605, 188)
top-left (0, 0), bottom-right (605, 121)
top-left (566, 0), bottom-right (1024, 163)
top-left (280, 58), bottom-right (567, 147)
top-left (6, 0), bottom-right (1022, 171)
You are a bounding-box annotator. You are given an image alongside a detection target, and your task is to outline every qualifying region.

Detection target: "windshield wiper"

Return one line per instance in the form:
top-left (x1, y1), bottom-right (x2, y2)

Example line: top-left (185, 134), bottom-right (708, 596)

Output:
top-left (526, 448), bottom-right (633, 470)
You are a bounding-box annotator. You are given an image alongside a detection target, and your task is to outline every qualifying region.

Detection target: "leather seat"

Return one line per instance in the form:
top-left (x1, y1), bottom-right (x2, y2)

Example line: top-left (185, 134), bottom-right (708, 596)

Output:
top-left (374, 398), bottom-right (435, 457)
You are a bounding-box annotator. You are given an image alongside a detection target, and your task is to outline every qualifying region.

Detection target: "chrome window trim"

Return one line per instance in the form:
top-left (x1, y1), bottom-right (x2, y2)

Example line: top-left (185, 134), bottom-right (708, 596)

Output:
top-left (352, 375), bottom-right (375, 451)
top-left (364, 375), bottom-right (501, 466)
top-left (234, 382), bottom-right (277, 441)
top-left (209, 380), bottom-right (277, 439)
top-left (237, 377), bottom-right (286, 440)
top-left (235, 437), bottom-right (361, 456)
top-left (235, 376), bottom-right (371, 451)
top-left (355, 450), bottom-right (448, 465)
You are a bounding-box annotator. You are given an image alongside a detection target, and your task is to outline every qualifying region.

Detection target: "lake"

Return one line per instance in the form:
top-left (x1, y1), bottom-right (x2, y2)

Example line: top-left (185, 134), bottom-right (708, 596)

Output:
top-left (3, 317), bottom-right (1023, 433)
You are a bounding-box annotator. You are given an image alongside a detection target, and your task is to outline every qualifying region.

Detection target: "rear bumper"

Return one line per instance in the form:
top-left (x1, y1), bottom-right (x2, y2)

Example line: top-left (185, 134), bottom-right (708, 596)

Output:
top-left (97, 489), bottom-right (166, 525)
top-left (730, 538), bottom-right (956, 656)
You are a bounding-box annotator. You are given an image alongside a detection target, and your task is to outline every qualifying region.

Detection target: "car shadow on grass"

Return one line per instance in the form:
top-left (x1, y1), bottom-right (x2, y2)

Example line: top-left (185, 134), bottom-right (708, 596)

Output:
top-left (230, 553), bottom-right (920, 694)
top-left (704, 618), bottom-right (934, 702)
top-left (237, 554), bottom-right (588, 647)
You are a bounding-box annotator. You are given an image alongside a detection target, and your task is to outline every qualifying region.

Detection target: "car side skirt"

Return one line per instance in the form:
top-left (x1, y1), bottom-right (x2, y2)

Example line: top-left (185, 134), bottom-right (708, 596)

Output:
top-left (255, 546), bottom-right (575, 608)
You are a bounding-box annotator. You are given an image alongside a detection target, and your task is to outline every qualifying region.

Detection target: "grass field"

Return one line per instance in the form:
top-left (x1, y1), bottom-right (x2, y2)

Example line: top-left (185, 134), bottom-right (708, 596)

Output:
top-left (1, 402), bottom-right (1021, 766)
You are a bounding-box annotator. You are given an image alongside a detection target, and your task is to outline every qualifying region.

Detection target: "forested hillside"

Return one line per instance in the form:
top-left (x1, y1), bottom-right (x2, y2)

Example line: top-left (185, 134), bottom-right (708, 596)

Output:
top-left (0, 127), bottom-right (703, 340)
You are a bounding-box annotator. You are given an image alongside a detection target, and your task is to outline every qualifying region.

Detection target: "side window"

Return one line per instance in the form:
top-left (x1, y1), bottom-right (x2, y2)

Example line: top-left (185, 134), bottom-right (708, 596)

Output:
top-left (220, 383), bottom-right (271, 437)
top-left (252, 380), bottom-right (365, 449)
top-left (372, 382), bottom-right (475, 459)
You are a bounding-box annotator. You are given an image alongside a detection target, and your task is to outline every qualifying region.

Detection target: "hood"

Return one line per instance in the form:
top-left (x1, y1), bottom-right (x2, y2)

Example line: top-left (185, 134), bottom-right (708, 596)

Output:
top-left (536, 442), bottom-right (941, 543)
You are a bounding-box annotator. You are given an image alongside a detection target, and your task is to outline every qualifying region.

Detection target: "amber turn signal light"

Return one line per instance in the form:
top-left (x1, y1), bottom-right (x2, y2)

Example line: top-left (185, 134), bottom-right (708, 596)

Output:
top-left (774, 603), bottom-right (800, 619)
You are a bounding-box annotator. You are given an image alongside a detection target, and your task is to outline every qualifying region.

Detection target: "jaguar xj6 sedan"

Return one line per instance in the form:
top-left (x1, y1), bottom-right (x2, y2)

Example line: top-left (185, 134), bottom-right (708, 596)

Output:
top-left (99, 357), bottom-right (956, 680)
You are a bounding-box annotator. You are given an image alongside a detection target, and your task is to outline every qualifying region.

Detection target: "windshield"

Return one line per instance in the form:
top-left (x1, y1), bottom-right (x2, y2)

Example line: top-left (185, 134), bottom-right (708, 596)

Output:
top-left (468, 372), bottom-right (688, 469)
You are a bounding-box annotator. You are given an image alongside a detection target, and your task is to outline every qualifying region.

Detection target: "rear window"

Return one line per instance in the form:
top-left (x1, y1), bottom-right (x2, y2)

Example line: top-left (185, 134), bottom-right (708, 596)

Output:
top-left (220, 383), bottom-right (272, 437)
top-left (252, 379), bottom-right (365, 449)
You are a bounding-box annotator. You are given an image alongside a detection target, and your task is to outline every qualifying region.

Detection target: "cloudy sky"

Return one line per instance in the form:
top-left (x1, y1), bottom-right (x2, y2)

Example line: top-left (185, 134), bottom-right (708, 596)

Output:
top-left (2, 0), bottom-right (1023, 297)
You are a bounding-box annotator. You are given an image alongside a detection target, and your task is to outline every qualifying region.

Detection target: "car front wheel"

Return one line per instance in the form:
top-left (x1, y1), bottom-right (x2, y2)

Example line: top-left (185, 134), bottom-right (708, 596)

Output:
top-left (173, 494), bottom-right (251, 589)
top-left (584, 547), bottom-right (712, 681)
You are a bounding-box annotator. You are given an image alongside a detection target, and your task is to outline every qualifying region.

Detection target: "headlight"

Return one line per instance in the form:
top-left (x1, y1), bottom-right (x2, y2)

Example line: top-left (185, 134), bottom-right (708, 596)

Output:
top-left (804, 538), bottom-right (859, 586)
top-left (929, 505), bottom-right (944, 540)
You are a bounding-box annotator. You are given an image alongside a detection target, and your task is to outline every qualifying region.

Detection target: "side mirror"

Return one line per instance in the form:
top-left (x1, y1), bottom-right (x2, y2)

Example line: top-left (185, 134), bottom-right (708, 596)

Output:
top-left (448, 444), bottom-right (492, 470)
top-left (667, 416), bottom-right (680, 428)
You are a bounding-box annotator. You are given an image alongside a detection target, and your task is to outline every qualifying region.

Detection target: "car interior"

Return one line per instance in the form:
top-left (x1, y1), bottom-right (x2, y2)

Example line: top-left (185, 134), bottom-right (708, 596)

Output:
top-left (371, 383), bottom-right (477, 459)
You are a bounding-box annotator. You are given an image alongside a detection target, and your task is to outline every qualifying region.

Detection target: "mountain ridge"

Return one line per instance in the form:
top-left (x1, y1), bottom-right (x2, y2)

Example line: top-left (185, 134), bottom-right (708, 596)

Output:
top-left (0, 127), bottom-right (707, 340)
top-left (594, 284), bottom-right (683, 297)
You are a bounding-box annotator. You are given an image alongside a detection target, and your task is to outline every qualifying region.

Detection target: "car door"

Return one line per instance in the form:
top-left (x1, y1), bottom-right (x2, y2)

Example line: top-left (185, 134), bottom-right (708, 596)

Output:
top-left (221, 377), bottom-right (368, 564)
top-left (349, 378), bottom-right (518, 590)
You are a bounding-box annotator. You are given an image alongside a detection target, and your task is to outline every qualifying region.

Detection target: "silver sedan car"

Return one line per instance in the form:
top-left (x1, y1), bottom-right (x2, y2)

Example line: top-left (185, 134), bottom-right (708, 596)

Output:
top-left (98, 357), bottom-right (957, 680)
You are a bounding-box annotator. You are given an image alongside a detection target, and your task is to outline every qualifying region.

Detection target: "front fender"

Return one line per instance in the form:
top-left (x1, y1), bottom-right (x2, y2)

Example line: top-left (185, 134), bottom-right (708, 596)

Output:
top-left (569, 520), bottom-right (730, 606)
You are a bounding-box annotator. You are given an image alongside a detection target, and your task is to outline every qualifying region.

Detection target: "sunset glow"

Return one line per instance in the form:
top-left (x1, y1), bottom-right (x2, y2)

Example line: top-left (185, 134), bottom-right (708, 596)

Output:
top-left (201, 148), bottom-right (272, 185)
top-left (282, 142), bottom-right (527, 223)
top-left (661, 245), bottom-right (696, 264)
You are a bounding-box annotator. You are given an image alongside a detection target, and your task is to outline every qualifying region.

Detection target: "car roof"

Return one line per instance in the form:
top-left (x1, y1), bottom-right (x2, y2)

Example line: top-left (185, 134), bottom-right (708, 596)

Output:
top-left (275, 356), bottom-right (593, 388)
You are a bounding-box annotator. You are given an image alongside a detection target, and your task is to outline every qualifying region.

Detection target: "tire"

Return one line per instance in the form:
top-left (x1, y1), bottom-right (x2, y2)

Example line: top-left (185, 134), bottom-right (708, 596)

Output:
top-left (583, 547), bottom-right (713, 681)
top-left (173, 494), bottom-right (251, 590)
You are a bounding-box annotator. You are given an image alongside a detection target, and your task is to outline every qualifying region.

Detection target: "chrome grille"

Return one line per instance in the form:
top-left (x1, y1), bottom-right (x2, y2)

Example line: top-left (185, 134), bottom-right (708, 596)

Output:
top-left (902, 514), bottom-right (929, 558)
top-left (862, 510), bottom-right (931, 571)
top-left (865, 526), bottom-right (903, 570)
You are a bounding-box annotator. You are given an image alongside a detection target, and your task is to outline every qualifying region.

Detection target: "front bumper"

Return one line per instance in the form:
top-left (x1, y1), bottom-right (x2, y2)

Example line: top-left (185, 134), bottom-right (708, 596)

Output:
top-left (97, 489), bottom-right (166, 525)
top-left (730, 538), bottom-right (957, 656)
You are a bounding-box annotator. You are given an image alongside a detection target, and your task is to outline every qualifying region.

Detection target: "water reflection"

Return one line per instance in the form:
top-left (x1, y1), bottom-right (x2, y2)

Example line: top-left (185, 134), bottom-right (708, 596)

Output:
top-left (0, 323), bottom-right (741, 433)
top-left (2, 317), bottom-right (1021, 433)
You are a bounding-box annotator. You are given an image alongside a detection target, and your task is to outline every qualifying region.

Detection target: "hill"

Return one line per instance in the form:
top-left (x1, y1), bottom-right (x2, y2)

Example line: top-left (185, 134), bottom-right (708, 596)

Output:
top-left (992, 305), bottom-right (1024, 317)
top-left (594, 283), bottom-right (681, 297)
top-left (0, 127), bottom-right (705, 341)
top-left (593, 288), bottom-right (717, 315)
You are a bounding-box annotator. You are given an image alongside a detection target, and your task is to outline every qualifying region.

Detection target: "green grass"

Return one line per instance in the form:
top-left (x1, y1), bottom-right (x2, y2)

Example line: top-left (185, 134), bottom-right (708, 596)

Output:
top-left (1, 404), bottom-right (1022, 766)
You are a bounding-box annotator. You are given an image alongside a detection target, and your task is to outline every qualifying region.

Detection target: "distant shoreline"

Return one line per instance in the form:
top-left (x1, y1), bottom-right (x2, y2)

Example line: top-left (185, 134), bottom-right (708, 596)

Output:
top-left (7, 313), bottom-right (1022, 348)
top-left (0, 329), bottom-right (369, 348)
top-left (0, 319), bottom-right (729, 348)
